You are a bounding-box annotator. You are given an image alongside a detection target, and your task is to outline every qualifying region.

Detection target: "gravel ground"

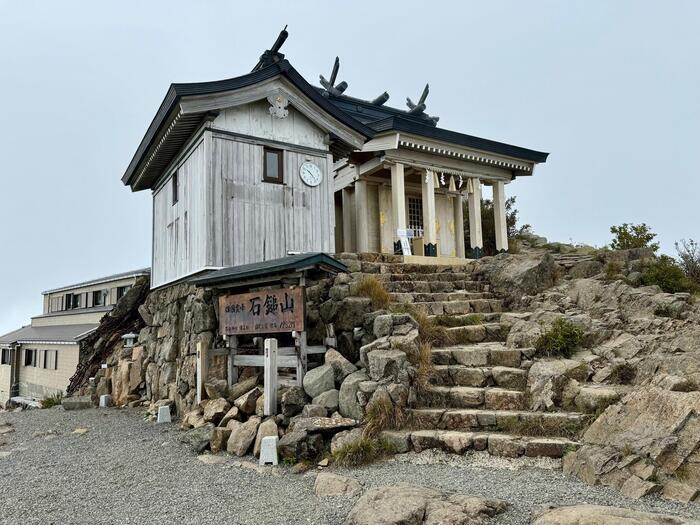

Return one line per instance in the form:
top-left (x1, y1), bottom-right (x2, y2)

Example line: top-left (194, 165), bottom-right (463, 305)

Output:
top-left (0, 407), bottom-right (698, 525)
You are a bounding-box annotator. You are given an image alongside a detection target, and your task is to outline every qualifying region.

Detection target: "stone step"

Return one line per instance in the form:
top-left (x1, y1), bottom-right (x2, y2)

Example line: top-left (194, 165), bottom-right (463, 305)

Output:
top-left (389, 291), bottom-right (495, 304)
top-left (381, 429), bottom-right (579, 459)
top-left (407, 408), bottom-right (588, 437)
top-left (360, 261), bottom-right (472, 275)
top-left (370, 272), bottom-right (480, 284)
top-left (419, 386), bottom-right (526, 410)
top-left (432, 365), bottom-right (527, 389)
top-left (410, 299), bottom-right (503, 316)
top-left (383, 280), bottom-right (485, 293)
top-left (428, 312), bottom-right (502, 324)
top-left (444, 323), bottom-right (505, 345)
top-left (432, 343), bottom-right (522, 368)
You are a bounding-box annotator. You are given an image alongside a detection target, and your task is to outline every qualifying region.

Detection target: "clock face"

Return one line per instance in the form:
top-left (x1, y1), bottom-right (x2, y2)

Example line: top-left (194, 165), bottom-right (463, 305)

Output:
top-left (299, 161), bottom-right (323, 187)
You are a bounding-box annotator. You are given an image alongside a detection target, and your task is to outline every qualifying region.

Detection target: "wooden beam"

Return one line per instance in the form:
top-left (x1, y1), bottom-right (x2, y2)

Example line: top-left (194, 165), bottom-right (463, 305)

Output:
top-left (263, 338), bottom-right (278, 416)
top-left (196, 340), bottom-right (209, 404)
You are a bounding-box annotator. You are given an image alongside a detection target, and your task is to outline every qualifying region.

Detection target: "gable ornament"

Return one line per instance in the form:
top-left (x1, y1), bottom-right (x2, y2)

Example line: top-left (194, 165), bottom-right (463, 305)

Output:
top-left (268, 94), bottom-right (289, 119)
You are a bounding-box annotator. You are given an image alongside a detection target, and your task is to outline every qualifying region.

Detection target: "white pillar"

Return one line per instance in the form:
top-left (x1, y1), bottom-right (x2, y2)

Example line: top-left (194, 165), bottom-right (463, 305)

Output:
top-left (421, 170), bottom-right (437, 256)
top-left (195, 340), bottom-right (209, 405)
top-left (453, 193), bottom-right (465, 258)
top-left (390, 163), bottom-right (406, 253)
top-left (263, 338), bottom-right (278, 416)
top-left (493, 181), bottom-right (508, 253)
top-left (378, 185), bottom-right (394, 254)
top-left (341, 188), bottom-right (355, 253)
top-left (354, 179), bottom-right (370, 253)
top-left (467, 178), bottom-right (483, 257)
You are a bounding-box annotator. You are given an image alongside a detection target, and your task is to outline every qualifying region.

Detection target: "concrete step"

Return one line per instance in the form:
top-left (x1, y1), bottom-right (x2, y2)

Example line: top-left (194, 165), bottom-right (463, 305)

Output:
top-left (419, 386), bottom-right (526, 410)
top-left (407, 408), bottom-right (588, 438)
top-left (432, 343), bottom-right (522, 368)
top-left (370, 272), bottom-right (480, 284)
top-left (389, 291), bottom-right (495, 304)
top-left (410, 299), bottom-right (503, 316)
top-left (432, 365), bottom-right (527, 389)
top-left (383, 280), bottom-right (485, 293)
top-left (381, 429), bottom-right (580, 459)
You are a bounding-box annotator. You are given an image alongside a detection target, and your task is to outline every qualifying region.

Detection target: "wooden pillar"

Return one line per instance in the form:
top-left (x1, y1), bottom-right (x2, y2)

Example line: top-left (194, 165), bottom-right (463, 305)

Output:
top-left (390, 163), bottom-right (406, 254)
top-left (354, 179), bottom-right (370, 253)
top-left (341, 188), bottom-right (355, 253)
top-left (263, 338), bottom-right (278, 416)
top-left (453, 192), bottom-right (466, 258)
top-left (467, 178), bottom-right (483, 258)
top-left (227, 335), bottom-right (238, 386)
top-left (493, 181), bottom-right (508, 253)
top-left (421, 170), bottom-right (437, 256)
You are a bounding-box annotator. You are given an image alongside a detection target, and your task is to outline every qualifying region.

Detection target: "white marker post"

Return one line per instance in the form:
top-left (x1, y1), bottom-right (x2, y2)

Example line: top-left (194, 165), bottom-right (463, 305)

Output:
top-left (263, 338), bottom-right (278, 416)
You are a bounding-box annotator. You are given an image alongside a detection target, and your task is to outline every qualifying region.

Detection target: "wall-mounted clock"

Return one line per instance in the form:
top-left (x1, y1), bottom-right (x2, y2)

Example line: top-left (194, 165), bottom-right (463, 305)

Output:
top-left (299, 161), bottom-right (322, 187)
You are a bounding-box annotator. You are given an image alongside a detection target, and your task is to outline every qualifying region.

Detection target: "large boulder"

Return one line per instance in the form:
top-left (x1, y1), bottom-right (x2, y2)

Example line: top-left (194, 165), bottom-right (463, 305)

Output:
top-left (234, 388), bottom-right (262, 415)
top-left (277, 430), bottom-right (324, 461)
top-left (281, 386), bottom-right (307, 417)
top-left (367, 350), bottom-right (407, 381)
top-left (202, 398), bottom-right (231, 424)
top-left (339, 369), bottom-right (369, 420)
top-left (564, 387), bottom-right (700, 497)
top-left (228, 376), bottom-right (259, 402)
top-left (314, 472), bottom-right (362, 497)
top-left (342, 485), bottom-right (507, 525)
top-left (527, 359), bottom-right (590, 411)
top-left (253, 418), bottom-right (278, 457)
top-left (290, 416), bottom-right (357, 434)
top-left (312, 389), bottom-right (339, 413)
top-left (533, 504), bottom-right (699, 524)
top-left (226, 416), bottom-right (261, 456)
top-left (325, 350), bottom-right (358, 384)
top-left (303, 365), bottom-right (335, 398)
top-left (178, 424), bottom-right (215, 453)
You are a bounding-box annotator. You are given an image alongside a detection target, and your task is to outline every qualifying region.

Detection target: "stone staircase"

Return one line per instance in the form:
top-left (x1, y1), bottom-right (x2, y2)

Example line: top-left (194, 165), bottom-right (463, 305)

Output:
top-left (347, 255), bottom-right (588, 459)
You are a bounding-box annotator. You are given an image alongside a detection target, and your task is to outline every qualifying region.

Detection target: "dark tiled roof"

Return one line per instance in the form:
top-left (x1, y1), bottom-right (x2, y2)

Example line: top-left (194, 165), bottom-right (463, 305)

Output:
top-left (190, 252), bottom-right (346, 288)
top-left (0, 324), bottom-right (99, 346)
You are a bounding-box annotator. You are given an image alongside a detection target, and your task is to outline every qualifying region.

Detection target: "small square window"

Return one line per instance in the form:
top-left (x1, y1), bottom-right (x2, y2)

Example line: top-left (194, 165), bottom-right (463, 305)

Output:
top-left (263, 147), bottom-right (283, 184)
top-left (116, 285), bottom-right (131, 301)
top-left (93, 289), bottom-right (107, 307)
top-left (172, 172), bottom-right (179, 205)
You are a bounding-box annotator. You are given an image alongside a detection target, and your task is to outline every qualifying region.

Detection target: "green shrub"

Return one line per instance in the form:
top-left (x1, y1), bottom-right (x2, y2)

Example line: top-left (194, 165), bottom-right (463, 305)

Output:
top-left (41, 392), bottom-right (63, 409)
top-left (355, 276), bottom-right (391, 309)
top-left (610, 223), bottom-right (659, 252)
top-left (332, 437), bottom-right (396, 467)
top-left (604, 259), bottom-right (624, 281)
top-left (640, 256), bottom-right (698, 293)
top-left (534, 318), bottom-right (584, 358)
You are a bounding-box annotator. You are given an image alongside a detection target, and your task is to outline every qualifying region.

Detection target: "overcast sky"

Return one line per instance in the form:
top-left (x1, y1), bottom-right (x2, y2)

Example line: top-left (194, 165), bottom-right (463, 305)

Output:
top-left (1, 0), bottom-right (698, 335)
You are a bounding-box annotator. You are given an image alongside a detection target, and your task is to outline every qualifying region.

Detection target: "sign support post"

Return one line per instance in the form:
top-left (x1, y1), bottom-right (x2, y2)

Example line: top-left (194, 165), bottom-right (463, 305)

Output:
top-left (263, 338), bottom-right (278, 416)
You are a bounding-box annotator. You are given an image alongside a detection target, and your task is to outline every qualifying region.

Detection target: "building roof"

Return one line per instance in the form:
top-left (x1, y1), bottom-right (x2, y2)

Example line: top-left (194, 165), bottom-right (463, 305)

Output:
top-left (0, 324), bottom-right (99, 347)
top-left (323, 92), bottom-right (549, 164)
top-left (42, 268), bottom-right (150, 295)
top-left (122, 60), bottom-right (376, 191)
top-left (31, 306), bottom-right (112, 321)
top-left (190, 252), bottom-right (347, 288)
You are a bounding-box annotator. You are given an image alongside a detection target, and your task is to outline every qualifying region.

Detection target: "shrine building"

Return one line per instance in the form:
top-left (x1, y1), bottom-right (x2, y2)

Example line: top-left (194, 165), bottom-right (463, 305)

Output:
top-left (122, 29), bottom-right (548, 289)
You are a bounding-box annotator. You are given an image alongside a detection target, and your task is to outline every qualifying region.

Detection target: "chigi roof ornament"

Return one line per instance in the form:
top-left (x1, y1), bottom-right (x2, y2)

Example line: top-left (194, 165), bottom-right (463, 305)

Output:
top-left (252, 25), bottom-right (289, 72)
top-left (320, 57), bottom-right (390, 106)
top-left (406, 84), bottom-right (440, 126)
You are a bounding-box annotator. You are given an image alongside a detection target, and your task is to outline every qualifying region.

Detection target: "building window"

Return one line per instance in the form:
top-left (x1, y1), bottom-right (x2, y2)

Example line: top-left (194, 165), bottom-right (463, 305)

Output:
top-left (408, 196), bottom-right (424, 237)
top-left (92, 289), bottom-right (107, 307)
top-left (116, 285), bottom-right (131, 301)
top-left (263, 147), bottom-right (283, 184)
top-left (172, 172), bottom-right (179, 205)
top-left (64, 293), bottom-right (82, 310)
top-left (24, 349), bottom-right (37, 367)
top-left (43, 350), bottom-right (58, 370)
top-left (1, 348), bottom-right (10, 365)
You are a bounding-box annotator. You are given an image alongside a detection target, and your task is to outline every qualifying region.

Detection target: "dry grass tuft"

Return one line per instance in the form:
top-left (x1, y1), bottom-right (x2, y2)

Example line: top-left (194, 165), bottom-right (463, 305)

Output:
top-left (363, 392), bottom-right (407, 438)
top-left (332, 437), bottom-right (397, 467)
top-left (355, 275), bottom-right (391, 309)
top-left (414, 343), bottom-right (435, 393)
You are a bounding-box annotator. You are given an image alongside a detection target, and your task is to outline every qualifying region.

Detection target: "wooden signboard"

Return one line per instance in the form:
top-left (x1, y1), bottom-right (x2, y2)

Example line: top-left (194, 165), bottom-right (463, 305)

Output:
top-left (218, 287), bottom-right (305, 336)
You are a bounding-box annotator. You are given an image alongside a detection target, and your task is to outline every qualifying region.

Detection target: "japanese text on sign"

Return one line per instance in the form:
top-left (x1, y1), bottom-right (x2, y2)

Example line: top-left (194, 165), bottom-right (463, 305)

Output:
top-left (218, 287), bottom-right (305, 335)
